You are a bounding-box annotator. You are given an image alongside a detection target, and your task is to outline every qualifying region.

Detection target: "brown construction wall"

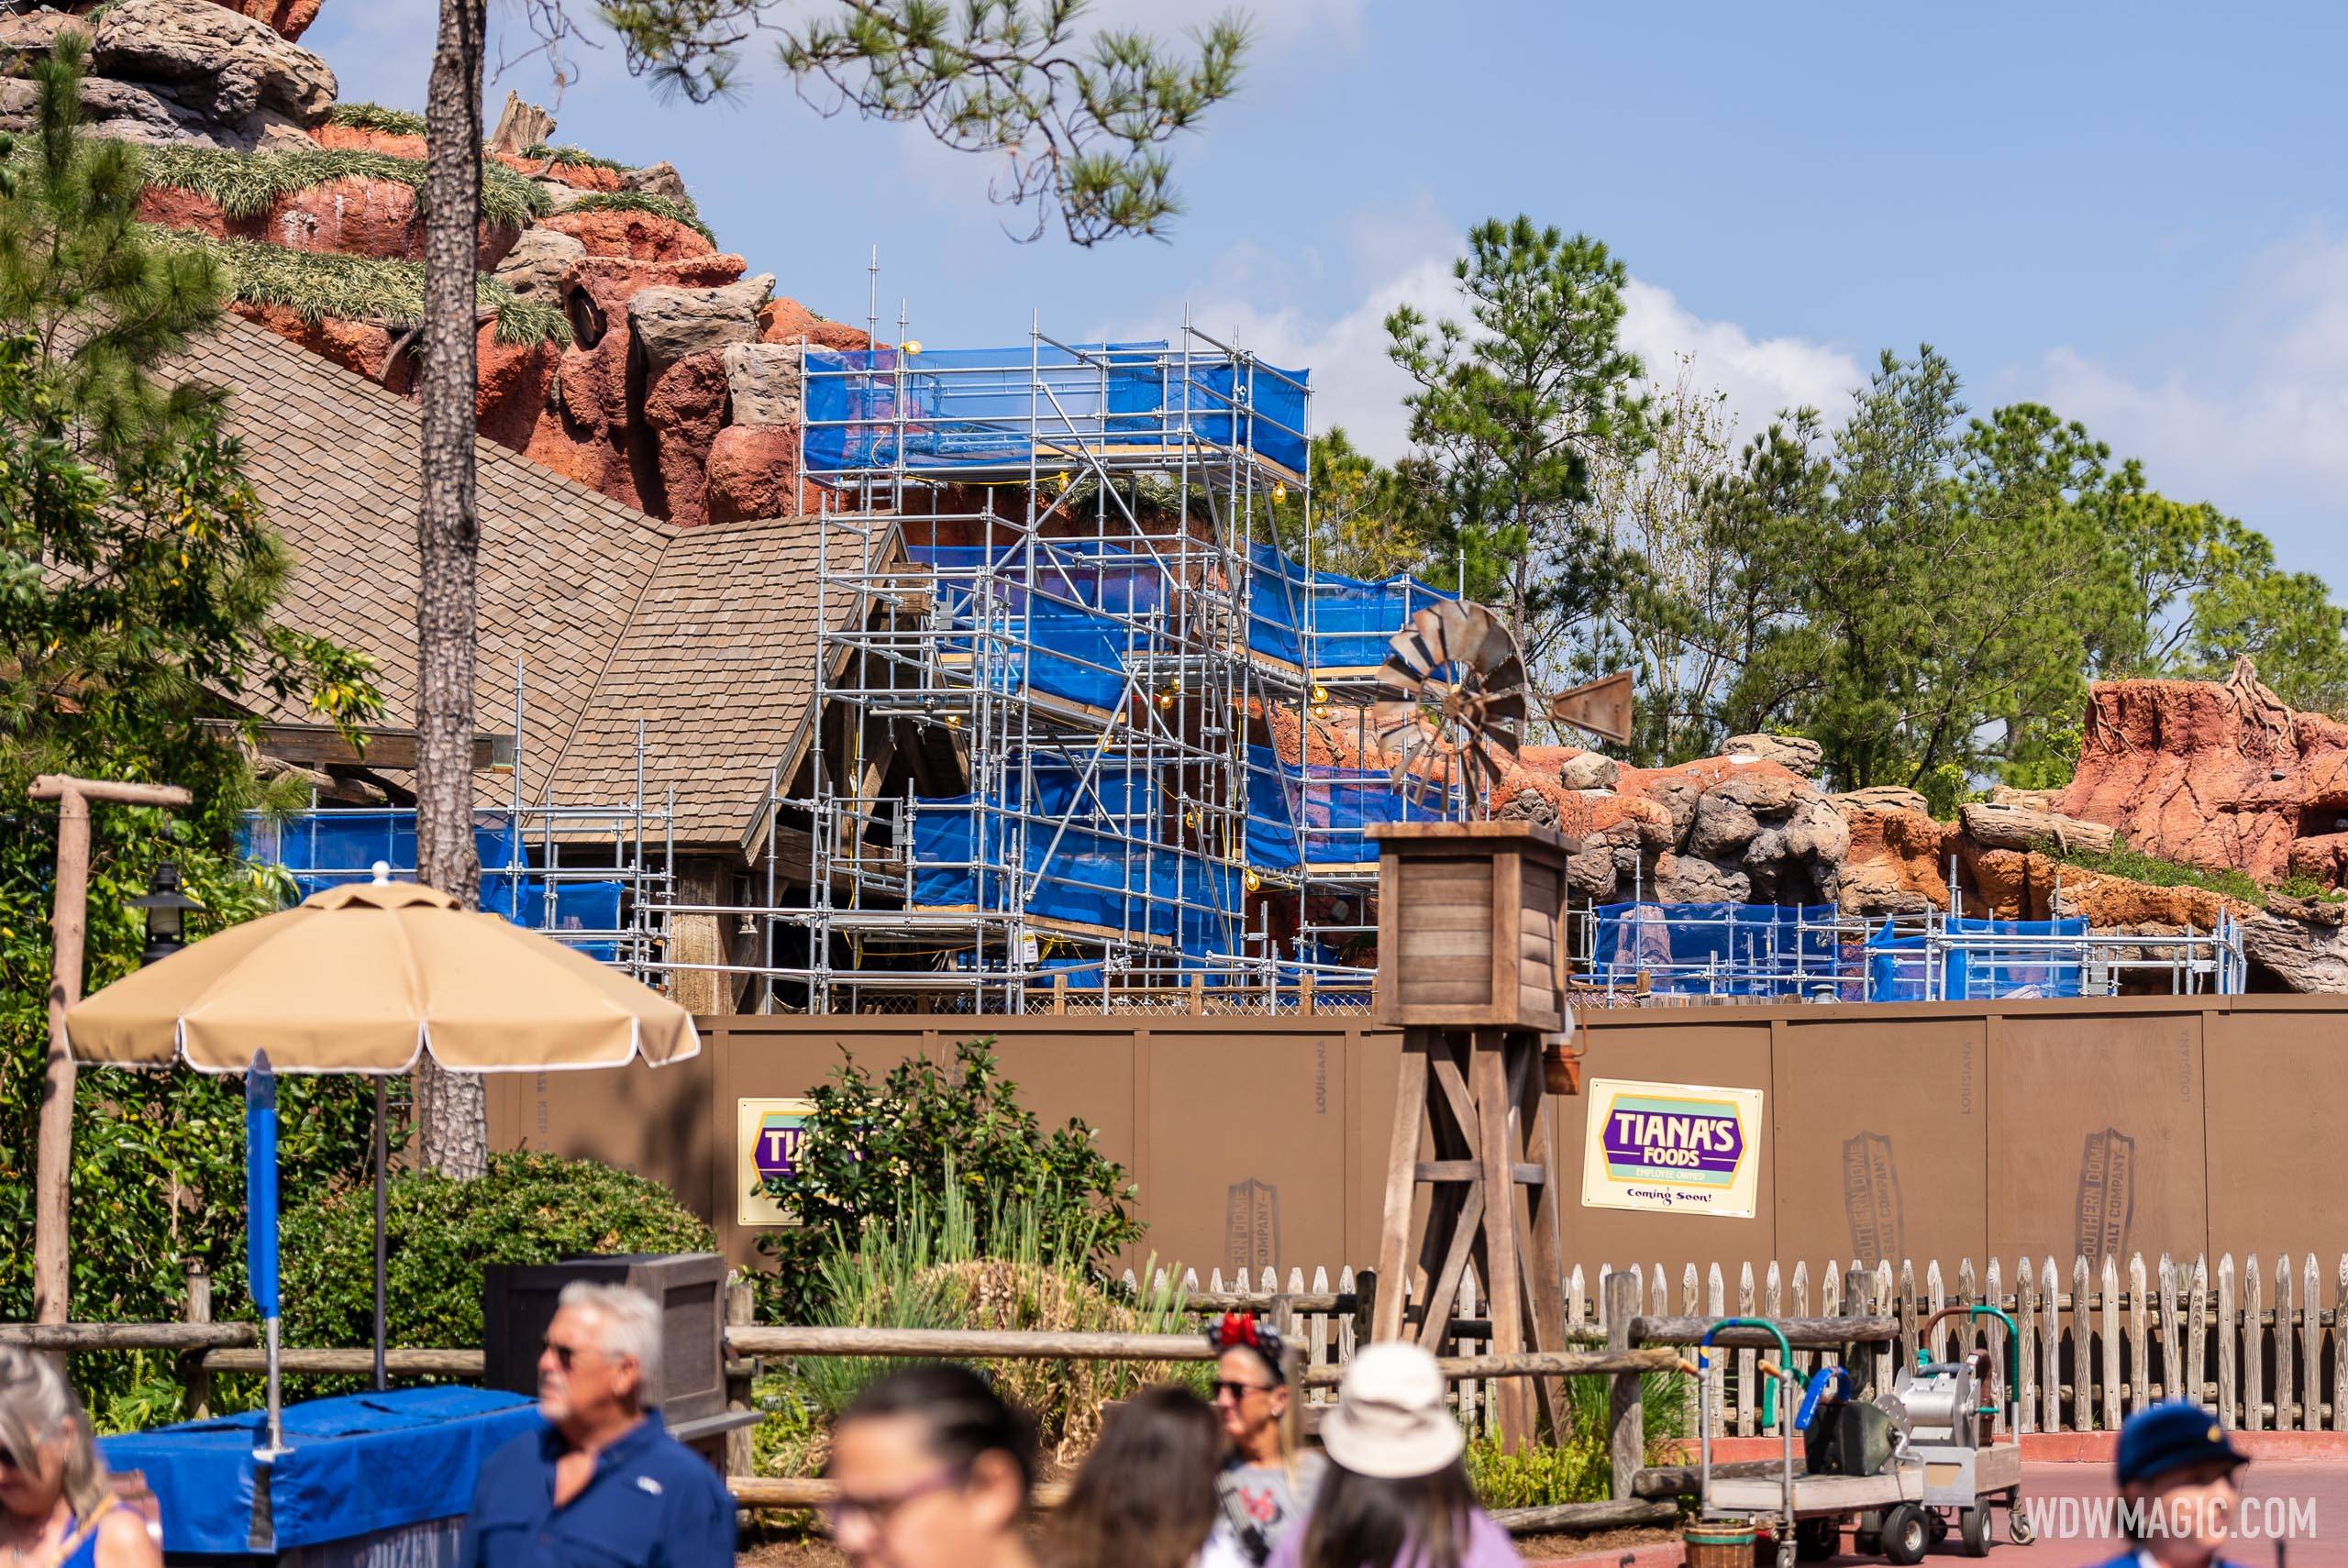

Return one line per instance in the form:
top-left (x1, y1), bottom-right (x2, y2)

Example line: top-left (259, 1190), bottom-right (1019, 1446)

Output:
top-left (484, 997), bottom-right (2348, 1280)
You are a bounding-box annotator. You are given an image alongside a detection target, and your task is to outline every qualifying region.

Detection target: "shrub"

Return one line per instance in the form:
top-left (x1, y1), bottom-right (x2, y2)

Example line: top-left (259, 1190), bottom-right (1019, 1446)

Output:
top-left (758, 1037), bottom-right (1143, 1320)
top-left (1463, 1367), bottom-right (1691, 1508)
top-left (273, 1149), bottom-right (714, 1358)
top-left (327, 103), bottom-right (428, 137)
top-left (176, 236), bottom-right (571, 348)
top-left (2036, 834), bottom-right (2268, 908)
top-left (138, 145), bottom-right (550, 231)
top-left (522, 144), bottom-right (631, 173)
top-left (564, 190), bottom-right (714, 244)
top-left (755, 1176), bottom-right (1198, 1473)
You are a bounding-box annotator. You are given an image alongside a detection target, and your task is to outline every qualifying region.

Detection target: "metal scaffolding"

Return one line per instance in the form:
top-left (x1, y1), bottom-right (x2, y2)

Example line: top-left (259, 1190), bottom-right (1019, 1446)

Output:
top-left (755, 319), bottom-right (1458, 1013)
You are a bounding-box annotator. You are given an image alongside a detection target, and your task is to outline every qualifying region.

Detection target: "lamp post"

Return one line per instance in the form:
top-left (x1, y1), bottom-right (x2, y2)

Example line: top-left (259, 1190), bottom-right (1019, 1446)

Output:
top-left (129, 861), bottom-right (200, 966)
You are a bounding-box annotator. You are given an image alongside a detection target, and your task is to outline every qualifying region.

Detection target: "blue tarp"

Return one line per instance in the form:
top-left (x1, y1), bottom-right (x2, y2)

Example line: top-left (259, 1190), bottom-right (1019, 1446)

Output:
top-left (1244, 745), bottom-right (1447, 869)
top-left (1865, 915), bottom-right (2088, 1001)
top-left (1246, 542), bottom-right (1455, 668)
top-left (240, 812), bottom-right (627, 960)
top-left (1590, 902), bottom-right (1841, 998)
top-left (803, 343), bottom-right (1310, 476)
top-left (99, 1388), bottom-right (540, 1554)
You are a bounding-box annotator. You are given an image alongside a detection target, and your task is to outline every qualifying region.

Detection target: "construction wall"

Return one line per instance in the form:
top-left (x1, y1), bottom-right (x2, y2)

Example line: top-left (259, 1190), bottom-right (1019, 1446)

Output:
top-left (486, 997), bottom-right (2348, 1279)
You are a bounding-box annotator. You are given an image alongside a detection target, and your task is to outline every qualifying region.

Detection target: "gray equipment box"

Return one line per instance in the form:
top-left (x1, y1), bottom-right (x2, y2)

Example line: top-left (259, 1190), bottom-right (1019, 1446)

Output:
top-left (482, 1253), bottom-right (727, 1423)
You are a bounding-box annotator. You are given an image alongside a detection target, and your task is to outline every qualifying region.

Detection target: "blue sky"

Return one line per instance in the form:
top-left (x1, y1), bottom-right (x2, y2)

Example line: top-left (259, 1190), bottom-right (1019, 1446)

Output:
top-left (308, 1), bottom-right (2348, 579)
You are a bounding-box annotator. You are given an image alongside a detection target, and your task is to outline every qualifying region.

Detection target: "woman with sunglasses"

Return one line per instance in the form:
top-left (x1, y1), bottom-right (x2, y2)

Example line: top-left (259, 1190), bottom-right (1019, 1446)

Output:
top-left (824, 1364), bottom-right (1039, 1568)
top-left (1208, 1316), bottom-right (1324, 1567)
top-left (0, 1347), bottom-right (159, 1568)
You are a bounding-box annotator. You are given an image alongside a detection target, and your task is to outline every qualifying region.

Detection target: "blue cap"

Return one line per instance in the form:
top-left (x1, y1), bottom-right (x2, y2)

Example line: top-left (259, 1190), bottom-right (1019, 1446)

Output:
top-left (2116, 1402), bottom-right (2246, 1489)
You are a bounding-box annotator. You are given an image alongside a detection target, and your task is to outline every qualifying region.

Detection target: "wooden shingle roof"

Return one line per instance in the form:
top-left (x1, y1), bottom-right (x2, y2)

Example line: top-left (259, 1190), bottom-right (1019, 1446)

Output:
top-left (179, 314), bottom-right (832, 851)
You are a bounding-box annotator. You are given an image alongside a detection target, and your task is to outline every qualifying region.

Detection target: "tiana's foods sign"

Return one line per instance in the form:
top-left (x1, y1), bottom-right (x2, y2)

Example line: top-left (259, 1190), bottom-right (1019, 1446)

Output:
top-left (1581, 1077), bottom-right (1763, 1219)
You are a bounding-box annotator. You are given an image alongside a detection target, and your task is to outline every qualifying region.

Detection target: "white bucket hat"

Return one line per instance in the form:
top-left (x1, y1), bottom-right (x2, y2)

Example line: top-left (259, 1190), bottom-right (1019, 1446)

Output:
top-left (1318, 1341), bottom-right (1465, 1479)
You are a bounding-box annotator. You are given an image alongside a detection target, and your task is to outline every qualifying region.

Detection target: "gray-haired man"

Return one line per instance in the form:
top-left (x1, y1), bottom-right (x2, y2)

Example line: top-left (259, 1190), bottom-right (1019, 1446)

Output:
top-left (460, 1284), bottom-right (735, 1568)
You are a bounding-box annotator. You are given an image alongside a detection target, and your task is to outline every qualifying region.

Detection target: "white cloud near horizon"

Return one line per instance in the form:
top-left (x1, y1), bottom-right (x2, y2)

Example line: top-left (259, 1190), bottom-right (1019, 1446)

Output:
top-left (1124, 226), bottom-right (1864, 461)
top-left (2032, 230), bottom-right (2348, 525)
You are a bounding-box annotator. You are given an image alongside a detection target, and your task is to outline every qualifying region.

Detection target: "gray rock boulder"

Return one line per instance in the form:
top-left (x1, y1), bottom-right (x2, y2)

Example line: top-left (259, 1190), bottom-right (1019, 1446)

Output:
top-left (1725, 733), bottom-right (1823, 778)
top-left (493, 225), bottom-right (588, 303)
top-left (630, 272), bottom-right (770, 375)
top-left (621, 160), bottom-right (692, 204)
top-left (723, 342), bottom-right (803, 425)
top-left (2243, 897), bottom-right (2348, 993)
top-left (93, 0), bottom-right (337, 125)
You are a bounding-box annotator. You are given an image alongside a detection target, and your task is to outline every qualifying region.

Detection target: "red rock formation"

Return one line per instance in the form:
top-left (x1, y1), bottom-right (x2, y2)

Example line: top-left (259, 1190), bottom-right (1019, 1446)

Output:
top-left (229, 299), bottom-right (394, 381)
top-left (475, 326), bottom-right (557, 452)
top-left (493, 151), bottom-right (623, 191)
top-left (206, 0), bottom-right (321, 42)
top-left (759, 295), bottom-right (874, 352)
top-left (705, 425), bottom-right (822, 523)
top-left (543, 208), bottom-right (714, 263)
top-left (1838, 798), bottom-right (1953, 914)
top-left (1966, 849), bottom-right (2253, 931)
top-left (640, 350), bottom-right (730, 525)
top-left (2053, 662), bottom-right (2348, 885)
top-left (135, 185), bottom-right (239, 238)
top-left (308, 123), bottom-right (423, 158)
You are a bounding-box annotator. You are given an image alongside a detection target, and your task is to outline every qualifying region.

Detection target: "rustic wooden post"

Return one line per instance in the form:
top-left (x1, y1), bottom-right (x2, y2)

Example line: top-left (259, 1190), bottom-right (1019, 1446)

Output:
top-left (1368, 822), bottom-right (1578, 1452)
top-left (181, 1261), bottom-right (213, 1420)
top-left (2302, 1255), bottom-right (2320, 1431)
top-left (2100, 1254), bottom-right (2121, 1430)
top-left (2039, 1258), bottom-right (2060, 1433)
top-left (724, 1280), bottom-right (757, 1478)
top-left (2073, 1256), bottom-right (2093, 1435)
top-left (2245, 1254), bottom-right (2265, 1431)
top-left (2158, 1254), bottom-right (2180, 1404)
top-left (2275, 1257), bottom-right (2294, 1432)
top-left (1605, 1270), bottom-right (1640, 1502)
top-left (28, 775), bottom-right (191, 1327)
top-left (2015, 1257), bottom-right (2037, 1434)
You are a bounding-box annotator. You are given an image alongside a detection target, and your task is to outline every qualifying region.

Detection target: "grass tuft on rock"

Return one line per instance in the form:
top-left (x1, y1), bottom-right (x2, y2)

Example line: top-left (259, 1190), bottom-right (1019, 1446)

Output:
top-left (326, 102), bottom-right (428, 137)
top-left (562, 189), bottom-right (714, 244)
top-left (138, 145), bottom-right (549, 231)
top-left (2034, 836), bottom-right (2272, 908)
top-left (181, 235), bottom-right (572, 348)
top-left (521, 143), bottom-right (630, 173)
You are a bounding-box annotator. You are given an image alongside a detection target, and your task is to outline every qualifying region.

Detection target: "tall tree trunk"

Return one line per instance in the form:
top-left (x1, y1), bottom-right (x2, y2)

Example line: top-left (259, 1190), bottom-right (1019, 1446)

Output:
top-left (415, 0), bottom-right (487, 1178)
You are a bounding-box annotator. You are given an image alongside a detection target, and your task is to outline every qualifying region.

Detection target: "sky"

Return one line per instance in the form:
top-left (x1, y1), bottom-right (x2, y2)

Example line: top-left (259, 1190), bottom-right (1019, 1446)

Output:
top-left (308, 0), bottom-right (2348, 579)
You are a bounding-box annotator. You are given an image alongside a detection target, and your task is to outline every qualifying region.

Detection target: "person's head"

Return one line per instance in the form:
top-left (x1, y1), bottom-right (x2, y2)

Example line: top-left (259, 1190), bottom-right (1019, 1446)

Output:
top-left (1207, 1314), bottom-right (1290, 1463)
top-left (0, 1347), bottom-right (110, 1525)
top-left (2117, 1403), bottom-right (2247, 1568)
top-left (537, 1283), bottom-right (661, 1438)
top-left (825, 1364), bottom-right (1039, 1568)
top-left (1045, 1387), bottom-right (1223, 1568)
top-left (1304, 1342), bottom-right (1474, 1568)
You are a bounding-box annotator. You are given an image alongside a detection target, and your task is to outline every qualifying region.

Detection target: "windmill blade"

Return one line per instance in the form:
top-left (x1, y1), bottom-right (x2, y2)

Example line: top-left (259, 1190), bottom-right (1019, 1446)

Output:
top-left (1548, 668), bottom-right (1635, 745)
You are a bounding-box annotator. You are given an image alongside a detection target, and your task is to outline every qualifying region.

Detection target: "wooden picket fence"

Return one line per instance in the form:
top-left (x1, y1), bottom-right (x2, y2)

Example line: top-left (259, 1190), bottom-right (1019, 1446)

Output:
top-left (1153, 1252), bottom-right (2348, 1439)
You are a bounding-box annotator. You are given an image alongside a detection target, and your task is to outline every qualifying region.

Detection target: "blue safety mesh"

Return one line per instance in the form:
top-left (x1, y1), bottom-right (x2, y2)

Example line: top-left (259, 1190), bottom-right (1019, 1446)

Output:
top-left (1246, 543), bottom-right (1455, 669)
top-left (1866, 916), bottom-right (2087, 1001)
top-left (1589, 902), bottom-right (1842, 998)
top-left (239, 812), bottom-right (628, 961)
top-left (1244, 745), bottom-right (1448, 869)
top-left (803, 343), bottom-right (1309, 476)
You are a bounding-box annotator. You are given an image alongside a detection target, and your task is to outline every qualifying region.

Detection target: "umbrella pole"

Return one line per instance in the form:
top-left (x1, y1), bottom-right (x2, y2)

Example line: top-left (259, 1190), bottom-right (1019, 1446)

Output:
top-left (372, 1078), bottom-right (388, 1393)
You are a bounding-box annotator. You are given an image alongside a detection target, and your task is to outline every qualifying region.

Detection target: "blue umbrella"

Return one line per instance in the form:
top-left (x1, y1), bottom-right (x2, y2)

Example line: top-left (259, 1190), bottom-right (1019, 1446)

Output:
top-left (247, 1050), bottom-right (285, 1454)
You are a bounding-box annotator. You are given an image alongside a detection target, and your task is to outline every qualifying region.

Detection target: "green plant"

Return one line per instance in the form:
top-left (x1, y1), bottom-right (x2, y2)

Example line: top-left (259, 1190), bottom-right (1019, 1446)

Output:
top-left (138, 145), bottom-right (550, 231)
top-left (326, 103), bottom-right (429, 138)
top-left (563, 189), bottom-right (714, 243)
top-left (521, 144), bottom-right (631, 173)
top-left (763, 1176), bottom-right (1199, 1468)
top-left (271, 1149), bottom-right (714, 1368)
top-left (1461, 1368), bottom-right (1689, 1508)
top-left (757, 1037), bottom-right (1143, 1321)
top-left (178, 237), bottom-right (571, 348)
top-left (2035, 835), bottom-right (2268, 909)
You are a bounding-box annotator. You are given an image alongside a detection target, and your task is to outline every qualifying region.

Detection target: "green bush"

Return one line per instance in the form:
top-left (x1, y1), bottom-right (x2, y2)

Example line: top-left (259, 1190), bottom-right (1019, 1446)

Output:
top-left (1464, 1368), bottom-right (1690, 1508)
top-left (327, 103), bottom-right (428, 137)
top-left (522, 144), bottom-right (631, 173)
top-left (2037, 835), bottom-right (2268, 908)
top-left (757, 1037), bottom-right (1143, 1321)
top-left (755, 1176), bottom-right (1198, 1473)
top-left (564, 190), bottom-right (714, 243)
top-left (274, 1149), bottom-right (714, 1357)
top-left (173, 236), bottom-right (571, 348)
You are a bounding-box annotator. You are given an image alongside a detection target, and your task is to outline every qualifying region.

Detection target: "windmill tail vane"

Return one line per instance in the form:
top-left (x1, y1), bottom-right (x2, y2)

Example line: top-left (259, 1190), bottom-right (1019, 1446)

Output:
top-left (1366, 602), bottom-right (1634, 816)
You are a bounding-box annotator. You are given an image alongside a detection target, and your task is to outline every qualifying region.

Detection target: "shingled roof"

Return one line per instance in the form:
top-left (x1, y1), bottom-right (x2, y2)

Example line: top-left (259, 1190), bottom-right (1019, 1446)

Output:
top-left (178, 314), bottom-right (834, 851)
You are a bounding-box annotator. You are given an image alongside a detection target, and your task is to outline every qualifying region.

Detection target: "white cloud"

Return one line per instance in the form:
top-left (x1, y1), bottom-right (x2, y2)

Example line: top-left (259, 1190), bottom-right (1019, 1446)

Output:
top-left (1122, 223), bottom-right (1860, 460)
top-left (1617, 277), bottom-right (1860, 445)
top-left (2032, 232), bottom-right (2348, 516)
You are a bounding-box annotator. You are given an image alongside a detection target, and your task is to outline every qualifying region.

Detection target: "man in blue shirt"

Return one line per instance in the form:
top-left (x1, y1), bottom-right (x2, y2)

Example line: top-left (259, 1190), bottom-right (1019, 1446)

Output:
top-left (460, 1283), bottom-right (735, 1568)
top-left (2085, 1403), bottom-right (2254, 1568)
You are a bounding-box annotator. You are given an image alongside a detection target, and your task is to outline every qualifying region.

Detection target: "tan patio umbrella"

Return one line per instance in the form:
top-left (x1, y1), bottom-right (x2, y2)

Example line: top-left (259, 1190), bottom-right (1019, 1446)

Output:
top-left (61, 875), bottom-right (699, 1416)
top-left (64, 878), bottom-right (698, 1071)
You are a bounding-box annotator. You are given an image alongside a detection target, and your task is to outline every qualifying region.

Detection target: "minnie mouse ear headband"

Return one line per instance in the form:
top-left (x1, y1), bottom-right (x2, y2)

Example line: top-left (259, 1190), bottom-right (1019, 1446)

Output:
top-left (1207, 1312), bottom-right (1287, 1378)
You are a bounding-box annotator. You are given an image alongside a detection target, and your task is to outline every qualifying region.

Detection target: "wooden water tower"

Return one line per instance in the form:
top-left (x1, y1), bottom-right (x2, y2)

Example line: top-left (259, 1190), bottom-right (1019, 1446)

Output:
top-left (1359, 602), bottom-right (1628, 1449)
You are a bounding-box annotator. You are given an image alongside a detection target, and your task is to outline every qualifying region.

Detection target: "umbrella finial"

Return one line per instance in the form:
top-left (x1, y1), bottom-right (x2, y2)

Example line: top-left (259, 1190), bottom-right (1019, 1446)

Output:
top-left (371, 860), bottom-right (392, 885)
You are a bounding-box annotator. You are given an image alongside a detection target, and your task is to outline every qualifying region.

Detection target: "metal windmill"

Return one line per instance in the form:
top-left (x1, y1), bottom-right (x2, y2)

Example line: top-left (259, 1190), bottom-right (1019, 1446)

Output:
top-left (1367, 602), bottom-right (1634, 814)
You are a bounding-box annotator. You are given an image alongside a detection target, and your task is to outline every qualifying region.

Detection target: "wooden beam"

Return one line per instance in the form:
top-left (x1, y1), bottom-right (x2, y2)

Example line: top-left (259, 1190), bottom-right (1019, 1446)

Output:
top-left (202, 721), bottom-right (515, 771)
